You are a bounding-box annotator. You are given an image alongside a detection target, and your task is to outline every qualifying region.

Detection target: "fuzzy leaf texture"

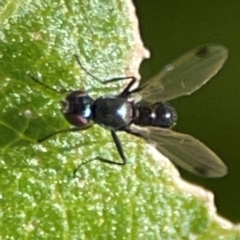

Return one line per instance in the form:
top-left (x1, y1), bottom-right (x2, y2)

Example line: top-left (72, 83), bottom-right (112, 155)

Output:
top-left (0, 0), bottom-right (239, 239)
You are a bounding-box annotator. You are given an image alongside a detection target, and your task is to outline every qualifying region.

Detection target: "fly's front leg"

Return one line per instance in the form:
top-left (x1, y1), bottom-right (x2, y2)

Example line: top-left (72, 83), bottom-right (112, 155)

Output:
top-left (38, 125), bottom-right (92, 143)
top-left (74, 54), bottom-right (135, 86)
top-left (27, 72), bottom-right (70, 94)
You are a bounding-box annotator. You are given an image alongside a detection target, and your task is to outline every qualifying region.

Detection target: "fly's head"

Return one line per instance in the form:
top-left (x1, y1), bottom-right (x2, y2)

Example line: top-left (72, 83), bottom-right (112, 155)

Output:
top-left (61, 91), bottom-right (94, 127)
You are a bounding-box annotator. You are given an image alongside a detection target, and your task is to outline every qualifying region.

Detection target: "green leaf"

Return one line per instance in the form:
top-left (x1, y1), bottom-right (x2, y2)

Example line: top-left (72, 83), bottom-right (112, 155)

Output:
top-left (0, 0), bottom-right (239, 239)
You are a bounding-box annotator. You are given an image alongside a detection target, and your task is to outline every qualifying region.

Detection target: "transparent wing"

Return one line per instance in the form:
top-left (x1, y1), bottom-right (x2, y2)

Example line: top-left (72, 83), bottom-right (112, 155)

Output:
top-left (138, 44), bottom-right (228, 103)
top-left (129, 125), bottom-right (227, 178)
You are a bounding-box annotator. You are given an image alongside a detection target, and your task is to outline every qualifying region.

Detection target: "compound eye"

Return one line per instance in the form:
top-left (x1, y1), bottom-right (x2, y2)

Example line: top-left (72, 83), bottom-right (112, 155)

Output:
top-left (64, 114), bottom-right (89, 127)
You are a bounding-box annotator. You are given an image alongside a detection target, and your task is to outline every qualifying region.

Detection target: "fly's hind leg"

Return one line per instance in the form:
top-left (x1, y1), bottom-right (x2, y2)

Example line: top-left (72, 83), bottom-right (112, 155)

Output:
top-left (73, 130), bottom-right (127, 177)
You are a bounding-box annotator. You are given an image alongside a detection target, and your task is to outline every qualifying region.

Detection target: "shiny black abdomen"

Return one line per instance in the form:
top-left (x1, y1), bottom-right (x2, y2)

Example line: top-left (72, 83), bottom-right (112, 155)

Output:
top-left (133, 102), bottom-right (177, 128)
top-left (92, 96), bottom-right (134, 130)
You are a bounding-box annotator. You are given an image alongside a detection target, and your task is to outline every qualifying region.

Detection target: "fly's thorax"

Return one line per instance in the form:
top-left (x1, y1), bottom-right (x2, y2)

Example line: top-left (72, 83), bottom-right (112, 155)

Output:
top-left (92, 96), bottom-right (134, 130)
top-left (61, 90), bottom-right (94, 127)
top-left (134, 102), bottom-right (177, 128)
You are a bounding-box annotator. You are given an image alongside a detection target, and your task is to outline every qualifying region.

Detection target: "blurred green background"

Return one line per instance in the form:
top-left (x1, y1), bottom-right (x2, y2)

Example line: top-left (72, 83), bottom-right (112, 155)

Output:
top-left (133, 0), bottom-right (240, 222)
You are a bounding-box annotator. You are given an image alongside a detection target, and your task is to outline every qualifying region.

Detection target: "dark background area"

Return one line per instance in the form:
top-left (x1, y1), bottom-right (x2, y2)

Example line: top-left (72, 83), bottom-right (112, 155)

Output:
top-left (133, 0), bottom-right (240, 223)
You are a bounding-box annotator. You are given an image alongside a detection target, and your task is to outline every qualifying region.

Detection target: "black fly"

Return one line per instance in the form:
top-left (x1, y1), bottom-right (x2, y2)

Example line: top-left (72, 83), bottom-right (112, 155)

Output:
top-left (28, 44), bottom-right (228, 178)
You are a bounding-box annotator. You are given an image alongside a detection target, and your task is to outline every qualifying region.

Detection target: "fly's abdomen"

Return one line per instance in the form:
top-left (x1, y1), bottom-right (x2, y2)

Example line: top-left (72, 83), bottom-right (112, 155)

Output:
top-left (134, 102), bottom-right (177, 128)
